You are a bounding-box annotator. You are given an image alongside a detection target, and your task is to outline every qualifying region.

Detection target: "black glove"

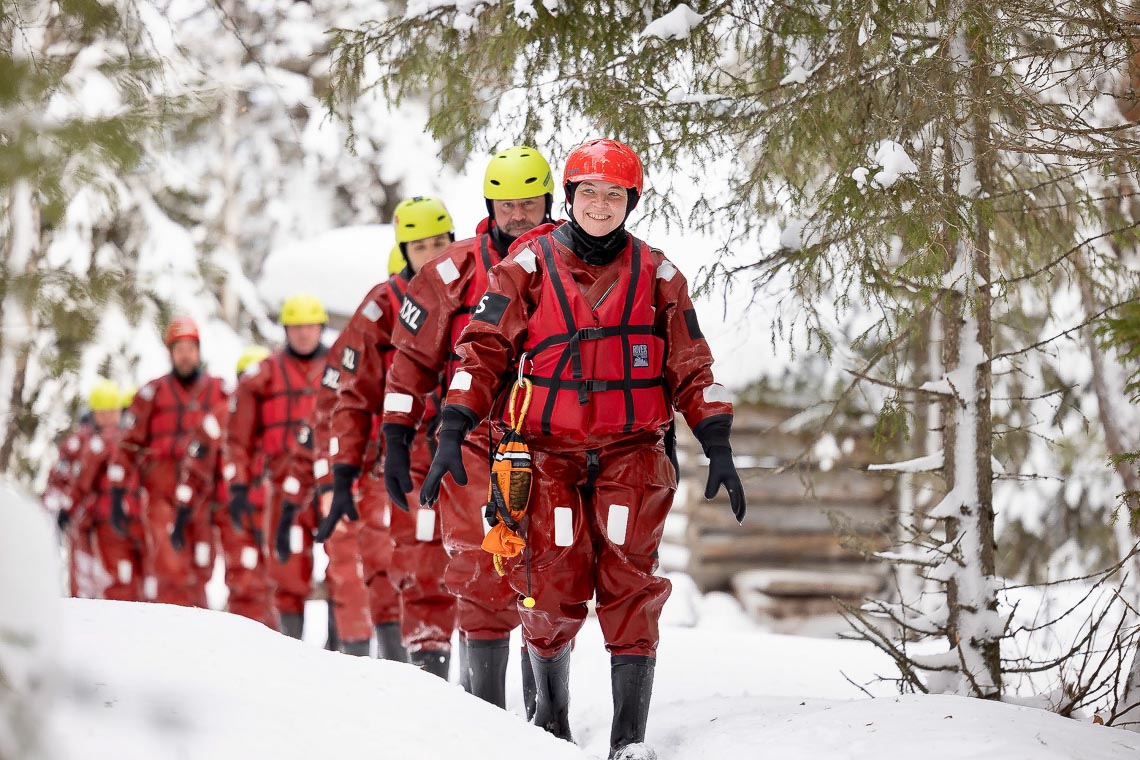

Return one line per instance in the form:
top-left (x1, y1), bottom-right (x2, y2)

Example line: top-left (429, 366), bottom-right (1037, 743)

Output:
top-left (110, 487), bottom-right (129, 537)
top-left (229, 483), bottom-right (253, 532)
top-left (419, 405), bottom-right (477, 507)
top-left (56, 508), bottom-right (71, 532)
top-left (170, 506), bottom-right (193, 551)
top-left (315, 464), bottom-right (360, 542)
top-left (382, 423), bottom-right (415, 512)
top-left (693, 414), bottom-right (746, 523)
top-left (275, 500), bottom-right (301, 563)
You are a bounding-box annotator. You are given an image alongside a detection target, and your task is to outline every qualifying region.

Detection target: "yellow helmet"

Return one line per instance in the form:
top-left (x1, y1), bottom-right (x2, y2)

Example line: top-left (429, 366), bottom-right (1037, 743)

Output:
top-left (118, 386), bottom-right (137, 409)
top-left (279, 293), bottom-right (328, 326)
top-left (387, 245), bottom-right (405, 276)
top-left (393, 196), bottom-right (454, 244)
top-left (88, 379), bottom-right (122, 412)
top-left (236, 345), bottom-right (271, 374)
top-left (483, 145), bottom-right (554, 200)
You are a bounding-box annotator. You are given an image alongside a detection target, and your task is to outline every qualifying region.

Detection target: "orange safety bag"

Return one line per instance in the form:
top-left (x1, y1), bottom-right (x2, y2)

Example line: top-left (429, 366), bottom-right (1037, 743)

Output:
top-left (481, 377), bottom-right (533, 576)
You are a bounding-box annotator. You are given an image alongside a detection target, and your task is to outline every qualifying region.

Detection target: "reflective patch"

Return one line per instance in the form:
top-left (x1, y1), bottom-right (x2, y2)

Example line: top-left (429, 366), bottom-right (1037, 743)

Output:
top-left (203, 413), bottom-right (221, 440)
top-left (329, 437), bottom-right (340, 456)
top-left (117, 560), bottom-right (133, 585)
top-left (415, 509), bottom-right (436, 542)
top-left (607, 505), bottom-right (629, 545)
top-left (313, 458), bottom-right (330, 479)
top-left (194, 541), bottom-right (211, 568)
top-left (321, 366), bottom-right (340, 389)
top-left (514, 247), bottom-right (537, 273)
top-left (450, 370), bottom-right (473, 392)
top-left (341, 346), bottom-right (359, 374)
top-left (223, 463), bottom-right (237, 481)
top-left (176, 484), bottom-right (193, 504)
top-left (289, 525), bottom-right (304, 553)
top-left (66, 435), bottom-right (81, 453)
top-left (361, 300), bottom-right (383, 322)
top-left (88, 436), bottom-right (105, 454)
top-left (656, 261), bottom-right (677, 281)
top-left (384, 393), bottom-right (413, 414)
top-left (398, 295), bottom-right (427, 335)
top-left (282, 476), bottom-right (301, 496)
top-left (139, 384), bottom-right (156, 401)
top-left (243, 362), bottom-right (261, 377)
top-left (240, 546), bottom-right (259, 570)
top-left (107, 464), bottom-right (125, 483)
top-left (703, 384), bottom-right (733, 404)
top-left (473, 292), bottom-right (510, 326)
top-left (143, 576), bottom-right (158, 600)
top-left (554, 507), bottom-right (573, 547)
top-left (121, 411), bottom-right (136, 429)
top-left (382, 505), bottom-right (391, 529)
top-left (436, 258), bottom-right (461, 285)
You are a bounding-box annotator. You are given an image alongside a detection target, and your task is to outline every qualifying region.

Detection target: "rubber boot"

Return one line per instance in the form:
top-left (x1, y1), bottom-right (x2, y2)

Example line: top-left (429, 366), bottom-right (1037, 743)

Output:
top-left (458, 632), bottom-right (471, 693)
top-left (608, 655), bottom-right (656, 760)
top-left (339, 639), bottom-right (371, 657)
top-left (279, 611), bottom-right (303, 640)
top-left (467, 637), bottom-right (510, 708)
top-left (521, 644), bottom-right (537, 721)
top-left (375, 621), bottom-right (408, 663)
top-left (325, 603), bottom-right (339, 652)
top-left (530, 644), bottom-right (573, 742)
top-left (410, 648), bottom-right (451, 680)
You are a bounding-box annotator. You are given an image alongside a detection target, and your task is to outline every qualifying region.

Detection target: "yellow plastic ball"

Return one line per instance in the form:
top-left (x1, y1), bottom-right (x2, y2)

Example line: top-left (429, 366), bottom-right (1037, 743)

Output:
top-left (523, 597), bottom-right (536, 608)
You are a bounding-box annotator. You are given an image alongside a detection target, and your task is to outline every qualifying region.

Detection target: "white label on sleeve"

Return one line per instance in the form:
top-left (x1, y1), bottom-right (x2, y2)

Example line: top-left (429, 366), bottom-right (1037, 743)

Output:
top-left (313, 458), bottom-right (330, 479)
top-left (362, 300), bottom-right (383, 322)
top-left (139, 384), bottom-right (156, 401)
top-left (240, 546), bottom-right (259, 569)
top-left (194, 541), bottom-right (211, 568)
top-left (203, 414), bottom-right (221, 440)
top-left (67, 435), bottom-right (81, 453)
top-left (656, 261), bottom-right (677, 281)
top-left (88, 436), bottom-right (104, 454)
top-left (415, 509), bottom-right (436, 542)
top-left (450, 370), bottom-right (473, 392)
top-left (515, 247), bottom-right (537, 273)
top-left (703, 384), bottom-right (733, 404)
top-left (107, 464), bottom-right (125, 483)
top-left (607, 505), bottom-right (629, 546)
top-left (117, 560), bottom-right (133, 584)
top-left (328, 437), bottom-right (340, 456)
top-left (384, 393), bottom-right (413, 414)
top-left (289, 525), bottom-right (304, 553)
top-left (554, 507), bottom-right (573, 547)
top-left (143, 576), bottom-right (158, 600)
top-left (223, 463), bottom-right (237, 481)
top-left (382, 505), bottom-right (391, 528)
top-left (436, 258), bottom-right (461, 285)
top-left (282, 476), bottom-right (301, 496)
top-left (243, 362), bottom-right (260, 377)
top-left (176, 484), bottom-right (193, 504)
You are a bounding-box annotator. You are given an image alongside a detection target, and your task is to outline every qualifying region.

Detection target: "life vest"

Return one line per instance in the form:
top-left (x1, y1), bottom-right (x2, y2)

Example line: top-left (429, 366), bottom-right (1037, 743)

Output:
top-left (259, 351), bottom-right (325, 457)
top-left (518, 231), bottom-right (670, 441)
top-left (444, 235), bottom-right (499, 388)
top-left (89, 427), bottom-right (124, 520)
top-left (147, 375), bottom-right (226, 460)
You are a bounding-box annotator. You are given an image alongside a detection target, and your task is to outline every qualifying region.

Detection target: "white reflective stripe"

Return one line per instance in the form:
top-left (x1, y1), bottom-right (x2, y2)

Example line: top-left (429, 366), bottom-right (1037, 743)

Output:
top-left (384, 393), bottom-right (413, 413)
top-left (703, 384), bottom-right (733, 404)
top-left (329, 437), bottom-right (340, 457)
top-left (203, 414), bottom-right (221, 440)
top-left (362, 300), bottom-right (383, 322)
top-left (66, 436), bottom-right (81, 453)
top-left (139, 384), bottom-right (156, 401)
top-left (607, 505), bottom-right (629, 545)
top-left (436, 258), bottom-right (461, 285)
top-left (656, 261), bottom-right (677, 281)
top-left (382, 505), bottom-right (391, 529)
top-left (107, 464), bottom-right (125, 483)
top-left (450, 370), bottom-right (473, 392)
top-left (240, 546), bottom-right (259, 569)
top-left (282, 476), bottom-right (301, 496)
top-left (88, 436), bottom-right (105, 454)
top-left (194, 541), bottom-right (211, 568)
top-left (515, 247), bottom-right (537, 273)
top-left (313, 458), bottom-right (330, 479)
top-left (176, 484), bottom-right (193, 504)
top-left (143, 576), bottom-right (158, 600)
top-left (289, 526), bottom-right (304, 553)
top-left (223, 463), bottom-right (237, 481)
top-left (554, 507), bottom-right (573, 547)
top-left (415, 509), bottom-right (435, 542)
top-left (117, 560), bottom-right (133, 584)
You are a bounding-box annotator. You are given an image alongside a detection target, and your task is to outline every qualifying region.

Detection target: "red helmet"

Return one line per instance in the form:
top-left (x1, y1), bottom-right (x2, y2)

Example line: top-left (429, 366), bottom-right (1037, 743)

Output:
top-left (164, 316), bottom-right (200, 347)
top-left (562, 139), bottom-right (644, 196)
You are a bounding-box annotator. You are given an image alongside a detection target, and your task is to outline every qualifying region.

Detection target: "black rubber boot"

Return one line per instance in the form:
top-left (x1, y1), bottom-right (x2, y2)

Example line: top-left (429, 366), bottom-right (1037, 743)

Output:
top-left (410, 648), bottom-right (451, 680)
top-left (339, 639), bottom-right (371, 657)
top-left (530, 645), bottom-right (573, 742)
top-left (374, 621), bottom-right (407, 663)
top-left (279, 611), bottom-right (303, 640)
top-left (325, 603), bottom-right (339, 652)
top-left (521, 644), bottom-right (537, 721)
top-left (458, 633), bottom-right (471, 693)
top-left (608, 655), bottom-right (656, 760)
top-left (467, 637), bottom-right (510, 708)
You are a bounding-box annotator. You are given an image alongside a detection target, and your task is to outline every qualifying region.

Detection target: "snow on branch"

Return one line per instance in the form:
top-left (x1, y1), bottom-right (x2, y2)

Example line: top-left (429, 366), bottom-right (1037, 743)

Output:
top-left (640, 4), bottom-right (706, 41)
top-left (868, 450), bottom-right (944, 473)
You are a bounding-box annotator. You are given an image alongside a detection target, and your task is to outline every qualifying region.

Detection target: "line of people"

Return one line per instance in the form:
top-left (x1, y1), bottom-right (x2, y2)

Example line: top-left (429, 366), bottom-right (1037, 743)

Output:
top-left (46, 139), bottom-right (745, 760)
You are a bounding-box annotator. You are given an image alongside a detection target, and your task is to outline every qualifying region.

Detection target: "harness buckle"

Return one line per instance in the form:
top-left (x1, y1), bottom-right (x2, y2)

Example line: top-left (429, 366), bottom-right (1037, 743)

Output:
top-left (577, 327), bottom-right (605, 341)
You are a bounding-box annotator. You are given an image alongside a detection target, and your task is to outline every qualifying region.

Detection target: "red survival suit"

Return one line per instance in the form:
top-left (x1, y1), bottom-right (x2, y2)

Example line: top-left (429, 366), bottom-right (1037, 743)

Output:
top-left (112, 372), bottom-right (226, 606)
top-left (382, 228), bottom-right (520, 643)
top-left (176, 399), bottom-right (276, 628)
top-left (442, 223), bottom-right (733, 659)
top-left (47, 423), bottom-right (95, 597)
top-left (330, 270), bottom-right (456, 656)
top-left (225, 347), bottom-right (326, 621)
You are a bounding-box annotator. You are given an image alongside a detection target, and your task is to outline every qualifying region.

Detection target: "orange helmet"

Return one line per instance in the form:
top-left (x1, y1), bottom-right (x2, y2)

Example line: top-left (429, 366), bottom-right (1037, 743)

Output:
top-left (563, 139), bottom-right (644, 196)
top-left (165, 316), bottom-right (200, 347)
